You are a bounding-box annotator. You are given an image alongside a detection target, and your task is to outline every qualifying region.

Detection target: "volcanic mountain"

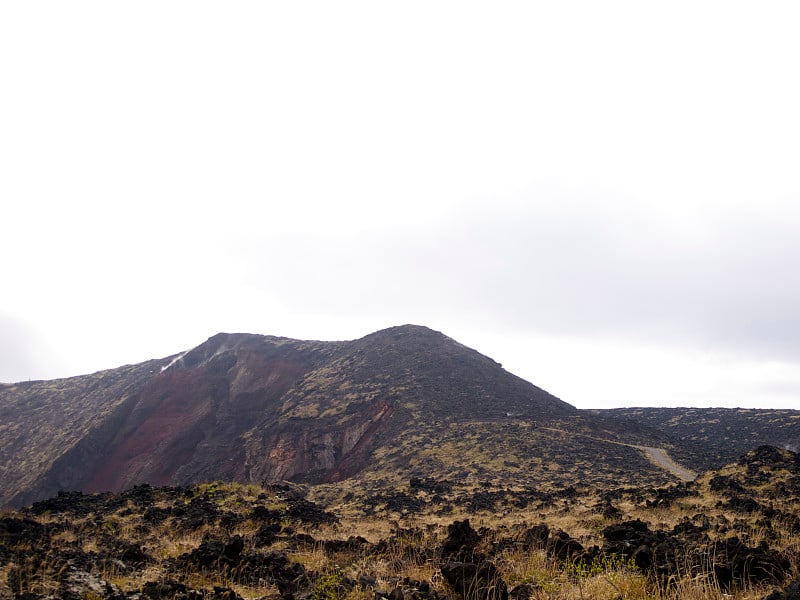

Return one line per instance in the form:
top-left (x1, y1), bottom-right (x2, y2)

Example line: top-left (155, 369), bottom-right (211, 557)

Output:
top-left (0, 325), bottom-right (578, 507)
top-left (6, 325), bottom-right (799, 510)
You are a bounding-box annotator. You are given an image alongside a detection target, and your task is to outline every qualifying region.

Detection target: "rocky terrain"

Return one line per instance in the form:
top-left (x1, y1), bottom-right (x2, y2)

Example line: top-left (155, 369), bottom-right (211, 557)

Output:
top-left (1, 445), bottom-right (799, 599)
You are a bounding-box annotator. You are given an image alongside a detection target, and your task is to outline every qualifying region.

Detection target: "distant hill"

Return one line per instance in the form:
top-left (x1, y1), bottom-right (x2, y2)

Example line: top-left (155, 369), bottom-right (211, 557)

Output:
top-left (592, 407), bottom-right (800, 472)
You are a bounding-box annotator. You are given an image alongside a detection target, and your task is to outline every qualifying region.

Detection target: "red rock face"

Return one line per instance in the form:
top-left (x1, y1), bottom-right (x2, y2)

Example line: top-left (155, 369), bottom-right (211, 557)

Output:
top-left (82, 334), bottom-right (332, 494)
top-left (253, 400), bottom-right (395, 484)
top-left (324, 401), bottom-right (395, 482)
top-left (74, 333), bottom-right (405, 495)
top-left (84, 368), bottom-right (217, 492)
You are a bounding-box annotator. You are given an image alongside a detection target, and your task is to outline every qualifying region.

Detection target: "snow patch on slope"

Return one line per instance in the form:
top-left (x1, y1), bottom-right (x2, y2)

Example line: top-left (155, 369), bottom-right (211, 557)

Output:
top-left (161, 351), bottom-right (188, 373)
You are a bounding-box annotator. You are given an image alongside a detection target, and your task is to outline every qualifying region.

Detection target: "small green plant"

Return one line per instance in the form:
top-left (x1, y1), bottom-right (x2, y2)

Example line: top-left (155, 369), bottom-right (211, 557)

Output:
top-left (565, 554), bottom-right (652, 599)
top-left (313, 571), bottom-right (346, 600)
top-left (566, 553), bottom-right (640, 579)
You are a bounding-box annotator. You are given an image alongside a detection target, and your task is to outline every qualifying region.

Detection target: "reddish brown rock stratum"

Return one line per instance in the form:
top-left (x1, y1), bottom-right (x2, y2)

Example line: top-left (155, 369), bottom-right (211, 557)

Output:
top-left (0, 325), bottom-right (575, 507)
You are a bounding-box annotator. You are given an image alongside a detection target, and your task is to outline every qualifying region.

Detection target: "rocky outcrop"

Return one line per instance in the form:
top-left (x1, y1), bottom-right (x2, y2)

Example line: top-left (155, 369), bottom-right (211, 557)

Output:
top-left (599, 518), bottom-right (790, 590)
top-left (249, 400), bottom-right (394, 483)
top-left (441, 519), bottom-right (482, 561)
top-left (440, 520), bottom-right (508, 600)
top-left (764, 578), bottom-right (800, 600)
top-left (440, 561), bottom-right (508, 600)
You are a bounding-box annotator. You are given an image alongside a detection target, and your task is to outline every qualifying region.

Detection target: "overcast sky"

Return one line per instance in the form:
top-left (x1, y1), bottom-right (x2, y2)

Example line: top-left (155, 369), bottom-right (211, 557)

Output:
top-left (2, 2), bottom-right (799, 410)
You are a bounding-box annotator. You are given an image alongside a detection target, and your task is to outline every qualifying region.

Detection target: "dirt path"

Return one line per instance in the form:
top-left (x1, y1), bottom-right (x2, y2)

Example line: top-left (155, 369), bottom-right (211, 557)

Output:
top-left (636, 446), bottom-right (696, 481)
top-left (538, 426), bottom-right (697, 482)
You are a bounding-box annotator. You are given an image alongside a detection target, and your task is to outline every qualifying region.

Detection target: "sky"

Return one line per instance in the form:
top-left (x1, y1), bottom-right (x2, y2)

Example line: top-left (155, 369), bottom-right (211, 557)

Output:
top-left (1, 2), bottom-right (799, 410)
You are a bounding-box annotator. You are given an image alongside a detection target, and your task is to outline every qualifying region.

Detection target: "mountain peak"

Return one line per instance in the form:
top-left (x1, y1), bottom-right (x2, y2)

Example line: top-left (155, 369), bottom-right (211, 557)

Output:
top-left (0, 325), bottom-right (574, 507)
top-left (370, 323), bottom-right (441, 335)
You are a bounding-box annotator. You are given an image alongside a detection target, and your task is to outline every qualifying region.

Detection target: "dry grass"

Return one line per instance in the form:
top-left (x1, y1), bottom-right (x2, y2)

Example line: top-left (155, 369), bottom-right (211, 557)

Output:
top-left (2, 452), bottom-right (799, 600)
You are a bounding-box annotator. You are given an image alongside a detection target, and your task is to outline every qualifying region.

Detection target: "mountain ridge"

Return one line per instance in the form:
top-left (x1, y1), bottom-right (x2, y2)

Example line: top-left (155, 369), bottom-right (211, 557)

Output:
top-left (0, 325), bottom-right (576, 507)
top-left (2, 324), bottom-right (798, 510)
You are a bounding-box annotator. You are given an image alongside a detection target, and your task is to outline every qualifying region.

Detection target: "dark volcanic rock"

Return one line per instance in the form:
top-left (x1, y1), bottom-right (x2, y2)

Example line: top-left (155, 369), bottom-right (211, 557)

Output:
top-left (286, 498), bottom-right (339, 526)
top-left (59, 567), bottom-right (124, 600)
top-left (0, 516), bottom-right (51, 545)
top-left (764, 578), bottom-right (800, 600)
top-left (723, 495), bottom-right (763, 514)
top-left (546, 530), bottom-right (584, 561)
top-left (508, 583), bottom-right (538, 600)
top-left (520, 524), bottom-right (549, 550)
top-left (174, 537), bottom-right (309, 595)
top-left (709, 474), bottom-right (745, 494)
top-left (323, 536), bottom-right (370, 553)
top-left (740, 446), bottom-right (796, 470)
top-left (441, 520), bottom-right (482, 561)
top-left (175, 535), bottom-right (244, 571)
top-left (363, 490), bottom-right (426, 515)
top-left (645, 482), bottom-right (697, 508)
top-left (29, 490), bottom-right (111, 517)
top-left (597, 517), bottom-right (789, 590)
top-left (117, 541), bottom-right (151, 567)
top-left (140, 580), bottom-right (192, 599)
top-left (440, 561), bottom-right (508, 600)
top-left (140, 579), bottom-right (244, 599)
top-left (409, 477), bottom-right (452, 494)
top-left (253, 522), bottom-right (282, 547)
top-left (711, 536), bottom-right (790, 590)
top-left (601, 520), bottom-right (669, 572)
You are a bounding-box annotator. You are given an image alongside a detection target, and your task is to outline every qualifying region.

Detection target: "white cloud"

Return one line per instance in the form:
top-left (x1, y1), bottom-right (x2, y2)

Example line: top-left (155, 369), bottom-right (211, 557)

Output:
top-left (1, 2), bottom-right (799, 407)
top-left (0, 314), bottom-right (62, 382)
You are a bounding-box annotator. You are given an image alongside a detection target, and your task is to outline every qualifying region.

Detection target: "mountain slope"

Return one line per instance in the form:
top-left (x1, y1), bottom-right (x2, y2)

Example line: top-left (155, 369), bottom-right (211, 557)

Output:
top-left (594, 407), bottom-right (800, 472)
top-left (0, 325), bottom-right (576, 507)
top-left (0, 358), bottom-right (168, 509)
